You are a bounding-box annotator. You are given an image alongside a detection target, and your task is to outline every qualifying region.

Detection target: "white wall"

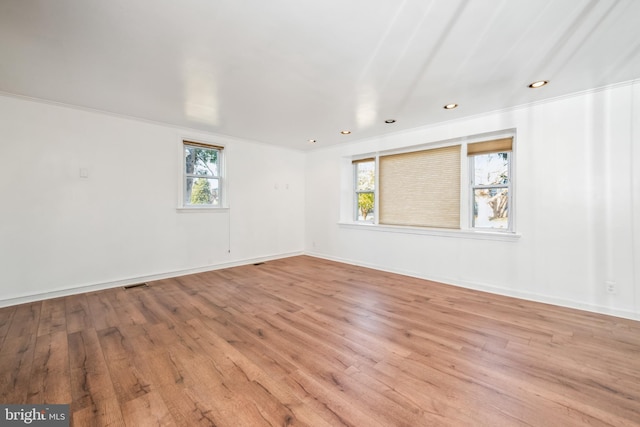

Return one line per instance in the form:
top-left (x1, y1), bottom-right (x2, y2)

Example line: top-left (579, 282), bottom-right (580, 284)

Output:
top-left (2, 82), bottom-right (639, 320)
top-left (305, 81), bottom-right (640, 320)
top-left (0, 95), bottom-right (305, 305)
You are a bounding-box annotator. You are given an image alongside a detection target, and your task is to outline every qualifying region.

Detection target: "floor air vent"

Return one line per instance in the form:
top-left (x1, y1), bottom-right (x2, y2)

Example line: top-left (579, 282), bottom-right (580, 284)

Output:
top-left (124, 283), bottom-right (148, 290)
top-left (253, 262), bottom-right (265, 266)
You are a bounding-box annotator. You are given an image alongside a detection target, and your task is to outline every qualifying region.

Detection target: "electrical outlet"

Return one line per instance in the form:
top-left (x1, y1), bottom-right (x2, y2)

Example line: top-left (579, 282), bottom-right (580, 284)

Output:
top-left (605, 281), bottom-right (617, 294)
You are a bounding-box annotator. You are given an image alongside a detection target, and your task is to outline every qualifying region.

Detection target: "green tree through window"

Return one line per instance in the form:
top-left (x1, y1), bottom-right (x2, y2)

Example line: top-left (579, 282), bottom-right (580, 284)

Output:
top-left (190, 178), bottom-right (213, 204)
top-left (358, 192), bottom-right (374, 220)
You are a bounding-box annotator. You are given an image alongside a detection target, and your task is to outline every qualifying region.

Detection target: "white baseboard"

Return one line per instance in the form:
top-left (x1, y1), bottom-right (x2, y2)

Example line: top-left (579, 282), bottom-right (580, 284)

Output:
top-left (0, 251), bottom-right (304, 308)
top-left (4, 250), bottom-right (638, 323)
top-left (306, 251), bottom-right (640, 322)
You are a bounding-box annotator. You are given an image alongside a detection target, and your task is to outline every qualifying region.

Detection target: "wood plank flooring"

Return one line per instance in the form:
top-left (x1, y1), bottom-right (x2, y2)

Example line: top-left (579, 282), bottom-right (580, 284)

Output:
top-left (1, 255), bottom-right (639, 426)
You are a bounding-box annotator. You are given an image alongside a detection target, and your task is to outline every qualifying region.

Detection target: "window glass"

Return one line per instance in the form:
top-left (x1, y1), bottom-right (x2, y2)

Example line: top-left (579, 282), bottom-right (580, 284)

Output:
top-left (185, 146), bottom-right (219, 177)
top-left (356, 161), bottom-right (374, 190)
top-left (471, 151), bottom-right (510, 229)
top-left (186, 178), bottom-right (220, 206)
top-left (184, 142), bottom-right (222, 207)
top-left (473, 152), bottom-right (509, 186)
top-left (357, 192), bottom-right (375, 221)
top-left (473, 188), bottom-right (509, 229)
top-left (354, 160), bottom-right (375, 222)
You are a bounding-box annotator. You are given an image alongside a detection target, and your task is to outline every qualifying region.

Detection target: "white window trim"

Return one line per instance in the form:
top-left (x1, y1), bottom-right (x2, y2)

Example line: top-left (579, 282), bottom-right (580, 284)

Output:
top-left (338, 221), bottom-right (521, 241)
top-left (468, 151), bottom-right (513, 232)
top-left (346, 129), bottom-right (518, 238)
top-left (178, 138), bottom-right (228, 211)
top-left (176, 207), bottom-right (230, 213)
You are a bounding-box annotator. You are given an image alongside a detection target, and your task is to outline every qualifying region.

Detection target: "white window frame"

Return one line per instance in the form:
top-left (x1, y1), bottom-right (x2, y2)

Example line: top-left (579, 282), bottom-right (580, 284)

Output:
top-left (179, 140), bottom-right (227, 211)
top-left (469, 151), bottom-right (513, 232)
top-left (353, 159), bottom-right (376, 223)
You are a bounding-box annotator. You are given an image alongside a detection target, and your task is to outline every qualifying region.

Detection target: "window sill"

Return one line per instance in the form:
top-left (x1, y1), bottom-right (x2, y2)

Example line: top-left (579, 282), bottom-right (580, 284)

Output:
top-left (176, 207), bottom-right (229, 213)
top-left (338, 222), bottom-right (521, 242)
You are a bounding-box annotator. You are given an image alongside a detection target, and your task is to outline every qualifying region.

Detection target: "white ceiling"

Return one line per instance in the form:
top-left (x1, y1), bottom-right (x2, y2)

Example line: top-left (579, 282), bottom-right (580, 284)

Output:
top-left (1, 0), bottom-right (639, 150)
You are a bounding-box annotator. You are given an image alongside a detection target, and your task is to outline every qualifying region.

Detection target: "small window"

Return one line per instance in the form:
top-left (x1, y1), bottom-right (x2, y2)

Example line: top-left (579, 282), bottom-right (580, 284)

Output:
top-left (354, 159), bottom-right (375, 222)
top-left (183, 141), bottom-right (223, 207)
top-left (468, 138), bottom-right (512, 230)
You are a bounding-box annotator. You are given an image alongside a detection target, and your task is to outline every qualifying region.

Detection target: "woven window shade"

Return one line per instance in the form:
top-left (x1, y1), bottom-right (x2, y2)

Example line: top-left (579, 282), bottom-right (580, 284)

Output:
top-left (467, 137), bottom-right (512, 156)
top-left (352, 158), bottom-right (375, 164)
top-left (183, 140), bottom-right (224, 150)
top-left (379, 145), bottom-right (461, 228)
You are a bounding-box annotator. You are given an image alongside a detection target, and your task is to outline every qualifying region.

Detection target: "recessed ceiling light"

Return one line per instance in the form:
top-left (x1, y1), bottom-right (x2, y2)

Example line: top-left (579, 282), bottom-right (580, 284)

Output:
top-left (443, 103), bottom-right (458, 110)
top-left (340, 130), bottom-right (351, 135)
top-left (385, 119), bottom-right (396, 124)
top-left (308, 139), bottom-right (317, 144)
top-left (529, 80), bottom-right (548, 88)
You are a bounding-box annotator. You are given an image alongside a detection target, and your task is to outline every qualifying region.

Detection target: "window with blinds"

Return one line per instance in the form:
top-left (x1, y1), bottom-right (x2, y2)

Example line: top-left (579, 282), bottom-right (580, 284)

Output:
top-left (379, 145), bottom-right (461, 228)
top-left (352, 133), bottom-right (514, 231)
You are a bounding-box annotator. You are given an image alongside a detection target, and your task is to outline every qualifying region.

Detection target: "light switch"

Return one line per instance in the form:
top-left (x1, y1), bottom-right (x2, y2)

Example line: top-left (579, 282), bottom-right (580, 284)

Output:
top-left (79, 168), bottom-right (89, 178)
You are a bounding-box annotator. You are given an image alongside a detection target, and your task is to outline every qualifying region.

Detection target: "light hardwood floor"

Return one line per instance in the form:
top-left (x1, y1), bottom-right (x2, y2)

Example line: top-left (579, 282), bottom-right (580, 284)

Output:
top-left (1, 256), bottom-right (639, 426)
